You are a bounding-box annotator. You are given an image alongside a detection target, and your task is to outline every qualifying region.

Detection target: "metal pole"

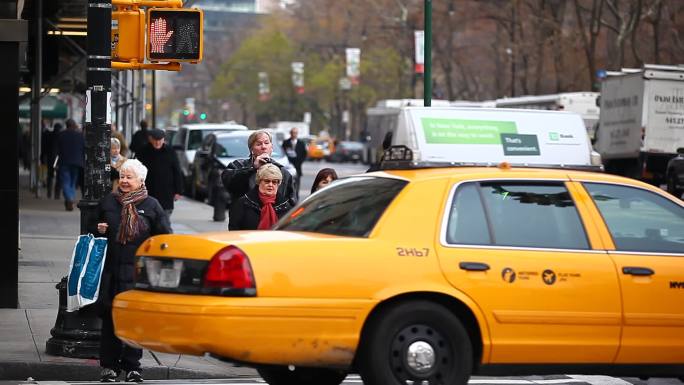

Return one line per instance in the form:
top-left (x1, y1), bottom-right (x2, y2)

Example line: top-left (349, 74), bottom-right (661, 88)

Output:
top-left (151, 70), bottom-right (156, 129)
top-left (424, 0), bottom-right (432, 107)
top-left (141, 70), bottom-right (146, 122)
top-left (30, 0), bottom-right (43, 195)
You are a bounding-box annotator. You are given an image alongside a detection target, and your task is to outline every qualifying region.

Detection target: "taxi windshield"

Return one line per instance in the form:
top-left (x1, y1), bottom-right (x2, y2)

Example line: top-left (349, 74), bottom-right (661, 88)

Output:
top-left (275, 177), bottom-right (408, 237)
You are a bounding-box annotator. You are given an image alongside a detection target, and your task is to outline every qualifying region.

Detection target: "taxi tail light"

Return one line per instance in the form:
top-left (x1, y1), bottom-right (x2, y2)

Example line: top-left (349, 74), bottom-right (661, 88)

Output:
top-left (204, 246), bottom-right (256, 293)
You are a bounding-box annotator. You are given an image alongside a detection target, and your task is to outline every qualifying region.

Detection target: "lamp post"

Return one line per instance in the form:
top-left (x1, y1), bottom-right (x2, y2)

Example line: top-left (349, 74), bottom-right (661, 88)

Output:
top-left (46, 0), bottom-right (111, 358)
top-left (424, 0), bottom-right (431, 107)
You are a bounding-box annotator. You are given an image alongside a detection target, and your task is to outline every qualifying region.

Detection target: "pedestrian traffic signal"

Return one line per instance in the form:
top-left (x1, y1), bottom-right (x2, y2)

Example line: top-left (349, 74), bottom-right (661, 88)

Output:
top-left (147, 8), bottom-right (203, 63)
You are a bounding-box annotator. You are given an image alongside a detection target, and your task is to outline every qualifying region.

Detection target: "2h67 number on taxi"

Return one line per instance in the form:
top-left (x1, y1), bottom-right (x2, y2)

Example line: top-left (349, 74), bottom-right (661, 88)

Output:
top-left (113, 107), bottom-right (684, 385)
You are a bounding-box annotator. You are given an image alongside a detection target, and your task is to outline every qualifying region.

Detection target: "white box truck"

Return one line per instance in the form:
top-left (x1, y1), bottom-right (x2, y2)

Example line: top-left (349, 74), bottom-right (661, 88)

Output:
top-left (595, 64), bottom-right (684, 185)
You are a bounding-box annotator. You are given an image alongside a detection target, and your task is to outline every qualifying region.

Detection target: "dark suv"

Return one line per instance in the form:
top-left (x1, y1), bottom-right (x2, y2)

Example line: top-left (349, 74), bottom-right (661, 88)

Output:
top-left (666, 147), bottom-right (684, 199)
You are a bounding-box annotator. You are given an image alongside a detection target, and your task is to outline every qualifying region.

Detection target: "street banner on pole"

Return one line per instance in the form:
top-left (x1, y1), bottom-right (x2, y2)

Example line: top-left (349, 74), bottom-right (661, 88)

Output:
top-left (346, 48), bottom-right (361, 85)
top-left (415, 30), bottom-right (425, 74)
top-left (258, 72), bottom-right (270, 101)
top-left (292, 62), bottom-right (304, 94)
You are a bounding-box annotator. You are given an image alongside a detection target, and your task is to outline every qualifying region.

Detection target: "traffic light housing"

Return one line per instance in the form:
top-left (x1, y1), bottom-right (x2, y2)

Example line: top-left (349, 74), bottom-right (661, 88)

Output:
top-left (112, 8), bottom-right (145, 62)
top-left (146, 8), bottom-right (203, 63)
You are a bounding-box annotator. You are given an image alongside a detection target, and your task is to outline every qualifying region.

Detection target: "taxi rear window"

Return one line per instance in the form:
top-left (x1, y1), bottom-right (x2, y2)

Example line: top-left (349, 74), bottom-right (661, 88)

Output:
top-left (275, 177), bottom-right (408, 237)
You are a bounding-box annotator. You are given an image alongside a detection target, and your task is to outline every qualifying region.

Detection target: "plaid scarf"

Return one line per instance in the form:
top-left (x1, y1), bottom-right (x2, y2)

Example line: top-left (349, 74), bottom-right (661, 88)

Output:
top-left (115, 186), bottom-right (149, 244)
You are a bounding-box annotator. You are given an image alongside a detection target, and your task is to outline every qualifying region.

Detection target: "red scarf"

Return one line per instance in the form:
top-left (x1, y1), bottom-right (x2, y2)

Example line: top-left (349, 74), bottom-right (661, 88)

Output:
top-left (115, 186), bottom-right (149, 244)
top-left (257, 192), bottom-right (278, 230)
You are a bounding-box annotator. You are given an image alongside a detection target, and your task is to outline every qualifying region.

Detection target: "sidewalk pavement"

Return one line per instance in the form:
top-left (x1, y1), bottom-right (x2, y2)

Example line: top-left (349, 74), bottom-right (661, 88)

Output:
top-left (2, 170), bottom-right (258, 381)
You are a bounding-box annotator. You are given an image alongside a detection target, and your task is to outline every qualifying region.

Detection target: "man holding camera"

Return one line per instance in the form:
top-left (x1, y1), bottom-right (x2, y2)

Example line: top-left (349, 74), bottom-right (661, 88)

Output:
top-left (221, 130), bottom-right (296, 225)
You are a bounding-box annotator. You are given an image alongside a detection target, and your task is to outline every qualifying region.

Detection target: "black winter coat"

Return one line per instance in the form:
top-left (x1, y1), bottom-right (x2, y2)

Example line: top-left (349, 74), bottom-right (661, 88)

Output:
top-left (136, 144), bottom-right (183, 210)
top-left (96, 193), bottom-right (171, 312)
top-left (221, 157), bottom-right (296, 206)
top-left (228, 188), bottom-right (292, 231)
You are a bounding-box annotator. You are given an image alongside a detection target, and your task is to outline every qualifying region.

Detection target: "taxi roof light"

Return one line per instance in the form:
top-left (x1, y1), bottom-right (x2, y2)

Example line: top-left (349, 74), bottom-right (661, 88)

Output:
top-left (204, 246), bottom-right (256, 294)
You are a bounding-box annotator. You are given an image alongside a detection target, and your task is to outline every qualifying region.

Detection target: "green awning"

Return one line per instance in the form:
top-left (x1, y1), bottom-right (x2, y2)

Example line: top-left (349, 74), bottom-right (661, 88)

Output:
top-left (19, 95), bottom-right (69, 119)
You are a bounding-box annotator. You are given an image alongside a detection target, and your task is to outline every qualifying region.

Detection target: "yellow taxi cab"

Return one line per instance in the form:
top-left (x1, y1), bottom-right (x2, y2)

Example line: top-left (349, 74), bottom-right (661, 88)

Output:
top-left (307, 138), bottom-right (335, 161)
top-left (113, 154), bottom-right (684, 385)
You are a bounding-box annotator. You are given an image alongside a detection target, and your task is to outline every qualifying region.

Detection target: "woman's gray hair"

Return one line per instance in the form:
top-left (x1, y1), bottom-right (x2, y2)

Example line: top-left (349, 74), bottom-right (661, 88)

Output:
top-left (247, 130), bottom-right (272, 151)
top-left (111, 137), bottom-right (121, 149)
top-left (119, 159), bottom-right (148, 183)
top-left (256, 163), bottom-right (282, 184)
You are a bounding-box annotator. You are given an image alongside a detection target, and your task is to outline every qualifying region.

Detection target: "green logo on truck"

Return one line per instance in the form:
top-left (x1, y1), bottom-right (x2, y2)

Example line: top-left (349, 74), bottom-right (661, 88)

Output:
top-left (422, 118), bottom-right (517, 144)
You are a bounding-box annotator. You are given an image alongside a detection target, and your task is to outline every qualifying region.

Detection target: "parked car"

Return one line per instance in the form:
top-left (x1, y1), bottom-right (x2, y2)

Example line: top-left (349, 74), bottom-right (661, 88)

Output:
top-left (329, 140), bottom-right (365, 163)
top-left (666, 147), bottom-right (684, 199)
top-left (170, 123), bottom-right (249, 194)
top-left (191, 130), bottom-right (297, 203)
top-left (113, 150), bottom-right (684, 385)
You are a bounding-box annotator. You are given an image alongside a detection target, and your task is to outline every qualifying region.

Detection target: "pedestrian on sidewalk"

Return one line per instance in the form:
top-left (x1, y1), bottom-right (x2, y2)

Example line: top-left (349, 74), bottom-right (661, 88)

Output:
top-left (95, 159), bottom-right (171, 383)
top-left (56, 118), bottom-right (84, 211)
top-left (228, 163), bottom-right (292, 230)
top-left (111, 123), bottom-right (129, 157)
top-left (128, 120), bottom-right (149, 157)
top-left (41, 122), bottom-right (61, 198)
top-left (136, 128), bottom-right (183, 218)
top-left (110, 137), bottom-right (127, 191)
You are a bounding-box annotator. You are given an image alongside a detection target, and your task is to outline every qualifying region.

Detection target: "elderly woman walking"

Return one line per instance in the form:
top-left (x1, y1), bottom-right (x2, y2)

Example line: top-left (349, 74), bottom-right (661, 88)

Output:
top-left (95, 159), bottom-right (171, 383)
top-left (229, 163), bottom-right (292, 231)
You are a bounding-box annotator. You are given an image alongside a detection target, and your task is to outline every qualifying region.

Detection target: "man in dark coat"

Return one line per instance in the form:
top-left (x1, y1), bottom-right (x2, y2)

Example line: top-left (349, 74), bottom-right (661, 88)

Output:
top-left (128, 119), bottom-right (149, 157)
top-left (56, 119), bottom-right (85, 211)
top-left (281, 127), bottom-right (307, 194)
top-left (136, 128), bottom-right (183, 218)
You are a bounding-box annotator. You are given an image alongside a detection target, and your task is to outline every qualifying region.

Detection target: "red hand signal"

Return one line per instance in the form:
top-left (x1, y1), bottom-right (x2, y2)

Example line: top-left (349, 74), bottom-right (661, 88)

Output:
top-left (150, 17), bottom-right (174, 53)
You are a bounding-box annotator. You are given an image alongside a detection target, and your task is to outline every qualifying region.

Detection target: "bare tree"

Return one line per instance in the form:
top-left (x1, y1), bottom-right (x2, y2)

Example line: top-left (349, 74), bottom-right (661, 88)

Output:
top-left (602, 0), bottom-right (642, 68)
top-left (574, 0), bottom-right (604, 88)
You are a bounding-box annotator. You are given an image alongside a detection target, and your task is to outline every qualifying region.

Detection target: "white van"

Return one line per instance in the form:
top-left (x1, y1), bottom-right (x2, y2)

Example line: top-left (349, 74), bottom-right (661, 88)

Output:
top-left (383, 107), bottom-right (599, 168)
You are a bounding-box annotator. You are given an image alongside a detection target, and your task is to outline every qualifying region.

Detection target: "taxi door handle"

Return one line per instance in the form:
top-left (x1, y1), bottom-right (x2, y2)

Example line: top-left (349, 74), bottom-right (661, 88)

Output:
top-left (622, 266), bottom-right (654, 276)
top-left (459, 262), bottom-right (490, 271)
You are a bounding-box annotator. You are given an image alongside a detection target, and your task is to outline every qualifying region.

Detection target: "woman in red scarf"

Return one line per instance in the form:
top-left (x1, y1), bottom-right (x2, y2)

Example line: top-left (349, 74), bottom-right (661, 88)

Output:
top-left (229, 163), bottom-right (293, 230)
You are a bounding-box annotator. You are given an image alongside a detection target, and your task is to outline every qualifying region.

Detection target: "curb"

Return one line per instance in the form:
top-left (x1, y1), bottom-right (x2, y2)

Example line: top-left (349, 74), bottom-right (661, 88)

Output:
top-left (0, 362), bottom-right (257, 381)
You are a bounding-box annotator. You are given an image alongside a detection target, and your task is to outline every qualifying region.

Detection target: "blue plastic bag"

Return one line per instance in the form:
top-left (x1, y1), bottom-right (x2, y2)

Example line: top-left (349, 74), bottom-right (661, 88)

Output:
top-left (66, 234), bottom-right (108, 312)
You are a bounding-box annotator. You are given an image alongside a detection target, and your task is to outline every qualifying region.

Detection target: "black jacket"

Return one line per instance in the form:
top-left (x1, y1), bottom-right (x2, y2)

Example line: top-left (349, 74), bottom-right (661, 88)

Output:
top-left (221, 157), bottom-right (296, 206)
top-left (96, 193), bottom-right (171, 312)
top-left (282, 138), bottom-right (307, 167)
top-left (228, 188), bottom-right (292, 231)
top-left (129, 129), bottom-right (148, 156)
top-left (136, 144), bottom-right (183, 210)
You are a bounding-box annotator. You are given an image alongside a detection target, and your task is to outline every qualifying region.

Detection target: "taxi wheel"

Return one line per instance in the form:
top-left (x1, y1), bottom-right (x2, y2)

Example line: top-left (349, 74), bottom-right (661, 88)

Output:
top-left (257, 365), bottom-right (347, 385)
top-left (358, 301), bottom-right (472, 385)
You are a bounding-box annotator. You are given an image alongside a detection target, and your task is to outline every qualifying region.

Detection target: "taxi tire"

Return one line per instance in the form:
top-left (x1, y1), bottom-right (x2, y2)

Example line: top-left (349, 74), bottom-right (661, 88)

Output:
top-left (358, 300), bottom-right (473, 385)
top-left (256, 365), bottom-right (346, 385)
